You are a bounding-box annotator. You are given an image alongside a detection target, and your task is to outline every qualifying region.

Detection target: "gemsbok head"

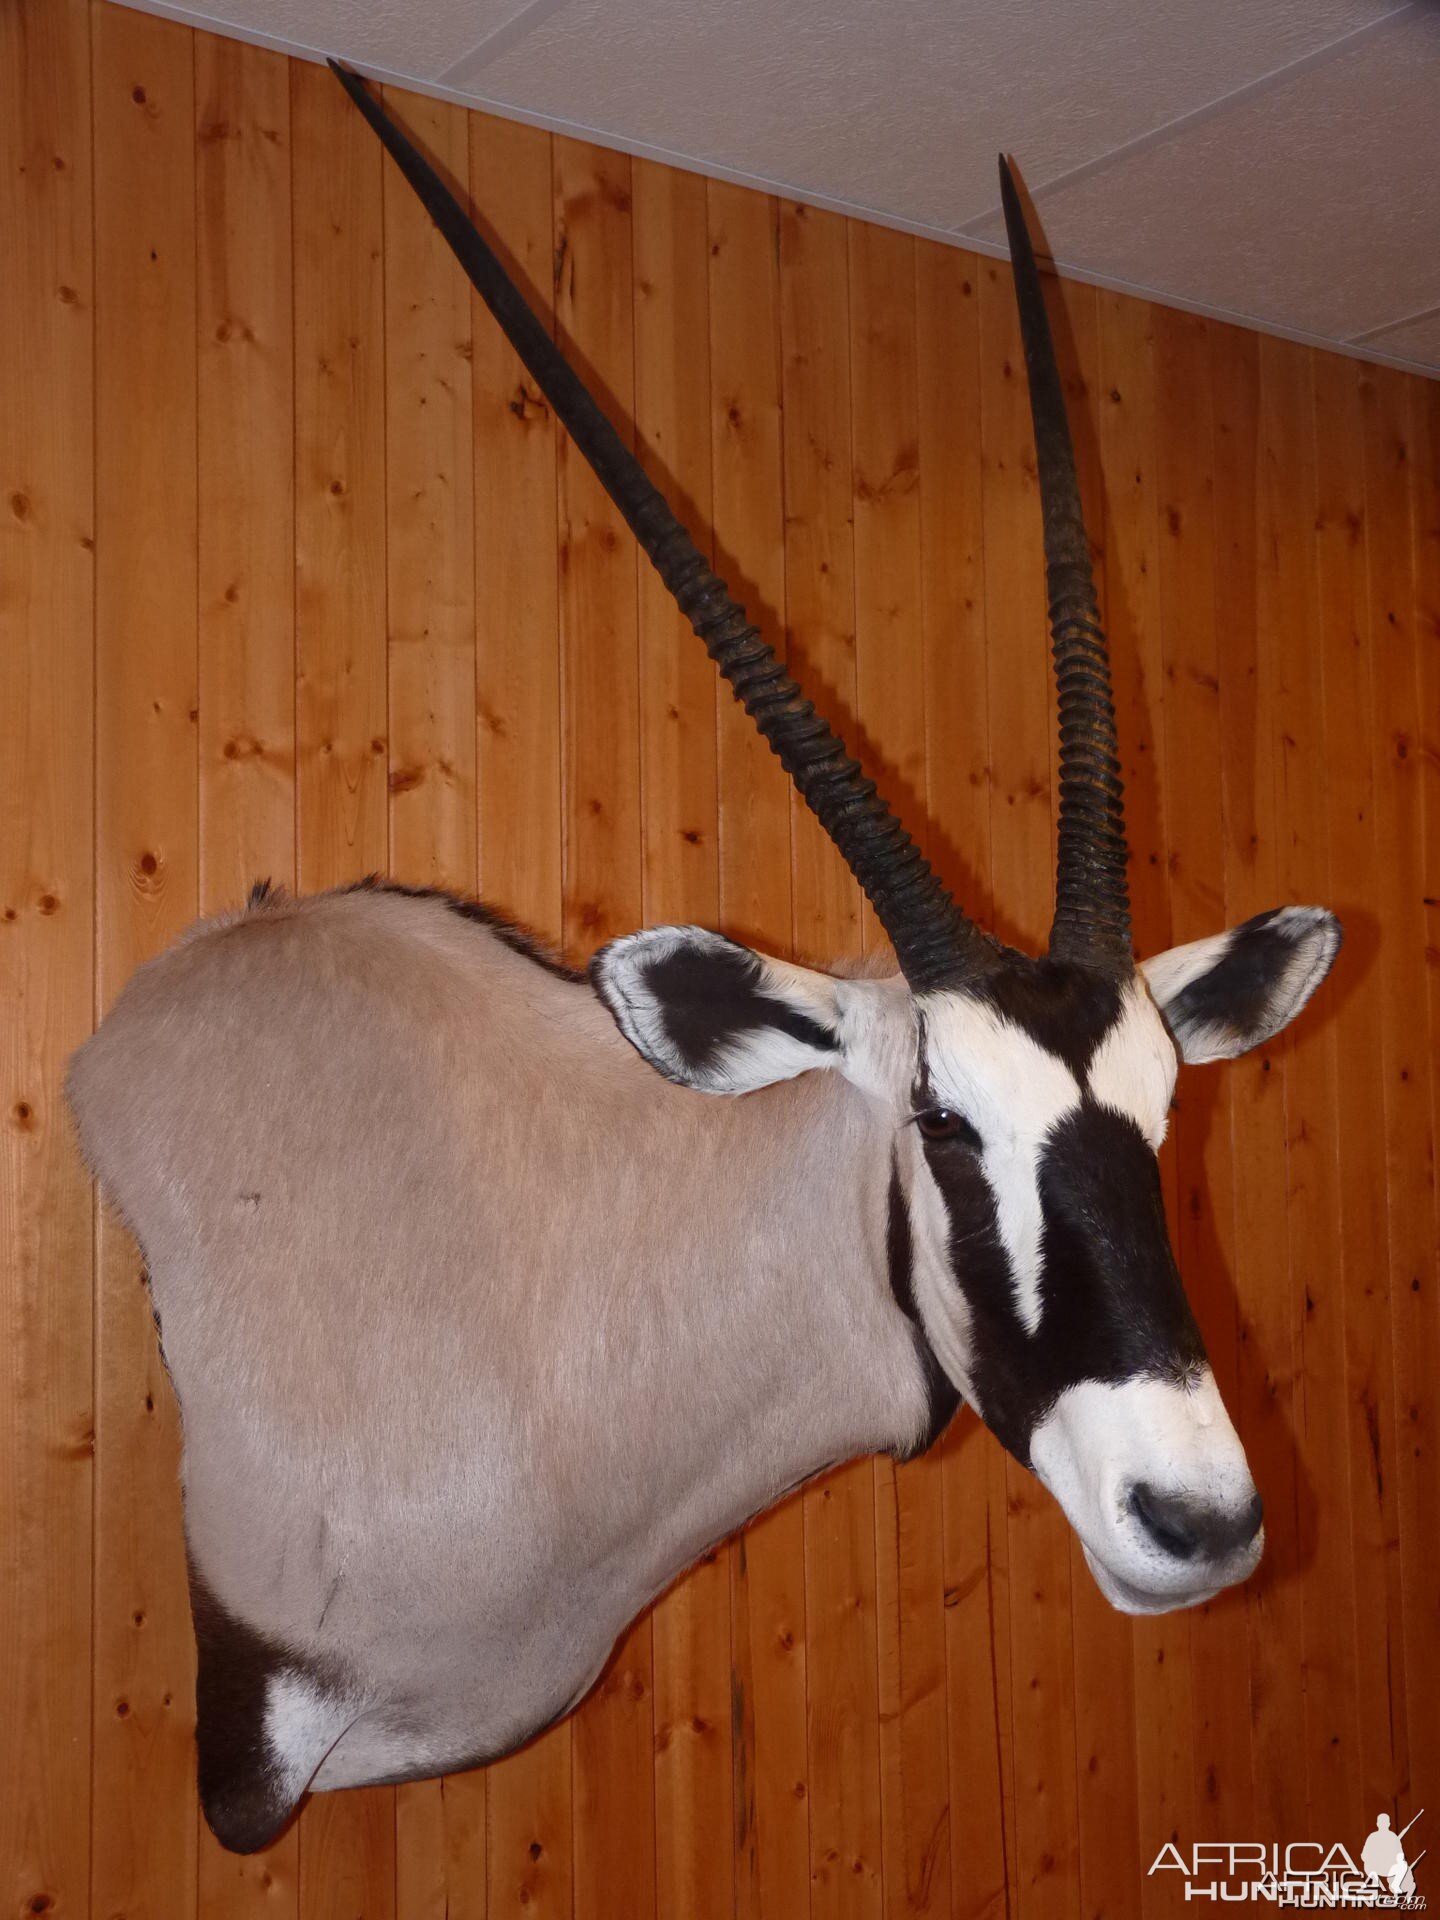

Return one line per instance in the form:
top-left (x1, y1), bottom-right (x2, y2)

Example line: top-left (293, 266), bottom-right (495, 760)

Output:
top-left (64, 66), bottom-right (1342, 1851)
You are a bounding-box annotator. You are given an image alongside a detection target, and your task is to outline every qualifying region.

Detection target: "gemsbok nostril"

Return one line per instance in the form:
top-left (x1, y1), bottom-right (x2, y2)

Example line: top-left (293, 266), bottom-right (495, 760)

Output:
top-left (1129, 1482), bottom-right (1202, 1559)
top-left (1128, 1483), bottom-right (1264, 1562)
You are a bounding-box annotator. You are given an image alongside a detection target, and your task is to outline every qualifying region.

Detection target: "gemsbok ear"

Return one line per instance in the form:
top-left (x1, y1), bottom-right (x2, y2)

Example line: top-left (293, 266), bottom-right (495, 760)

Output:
top-left (1139, 905), bottom-right (1342, 1066)
top-left (592, 927), bottom-right (841, 1094)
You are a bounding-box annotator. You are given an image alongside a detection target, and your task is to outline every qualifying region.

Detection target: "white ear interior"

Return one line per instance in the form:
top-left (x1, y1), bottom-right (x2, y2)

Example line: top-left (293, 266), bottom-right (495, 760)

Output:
top-left (1140, 905), bottom-right (1341, 1065)
top-left (592, 926), bottom-right (840, 1094)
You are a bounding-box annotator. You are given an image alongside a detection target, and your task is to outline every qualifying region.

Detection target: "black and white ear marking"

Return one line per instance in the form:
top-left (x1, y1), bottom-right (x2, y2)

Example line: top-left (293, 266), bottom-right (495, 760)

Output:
top-left (1140, 905), bottom-right (1342, 1066)
top-left (591, 926), bottom-right (840, 1093)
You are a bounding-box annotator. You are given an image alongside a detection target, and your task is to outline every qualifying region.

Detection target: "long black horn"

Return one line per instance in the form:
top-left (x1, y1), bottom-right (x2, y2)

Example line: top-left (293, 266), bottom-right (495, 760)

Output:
top-left (331, 63), bottom-right (990, 990)
top-left (998, 158), bottom-right (1132, 972)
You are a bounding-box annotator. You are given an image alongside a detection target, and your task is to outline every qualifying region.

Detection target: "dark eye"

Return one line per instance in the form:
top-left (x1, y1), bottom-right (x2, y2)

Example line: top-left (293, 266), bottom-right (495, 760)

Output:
top-left (916, 1108), bottom-right (979, 1148)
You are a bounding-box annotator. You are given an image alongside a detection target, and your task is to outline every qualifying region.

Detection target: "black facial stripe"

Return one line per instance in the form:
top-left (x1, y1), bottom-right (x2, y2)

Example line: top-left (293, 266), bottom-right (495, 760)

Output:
top-left (1037, 1103), bottom-right (1205, 1380)
top-left (633, 937), bottom-right (837, 1077)
top-left (971, 954), bottom-right (1124, 1080)
top-left (886, 1159), bottom-right (961, 1460)
top-left (921, 1100), bottom-right (1205, 1468)
top-left (1164, 909), bottom-right (1305, 1049)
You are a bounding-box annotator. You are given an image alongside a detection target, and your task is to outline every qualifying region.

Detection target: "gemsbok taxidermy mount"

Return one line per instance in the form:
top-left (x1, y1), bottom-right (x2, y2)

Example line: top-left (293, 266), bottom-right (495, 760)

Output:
top-left (66, 63), bottom-right (1343, 1854)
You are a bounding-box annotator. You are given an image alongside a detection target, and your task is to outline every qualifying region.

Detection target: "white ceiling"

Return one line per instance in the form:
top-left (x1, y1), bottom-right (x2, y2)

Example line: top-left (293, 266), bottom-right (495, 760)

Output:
top-left (116, 0), bottom-right (1440, 375)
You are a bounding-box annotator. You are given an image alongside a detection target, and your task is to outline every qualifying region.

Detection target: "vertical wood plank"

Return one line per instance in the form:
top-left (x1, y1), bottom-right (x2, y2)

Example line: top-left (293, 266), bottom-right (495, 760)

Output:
top-left (382, 84), bottom-right (477, 898)
top-left (632, 154), bottom-right (735, 1920)
top-left (1406, 374), bottom-right (1440, 1809)
top-left (1362, 365), bottom-right (1433, 1834)
top-left (0, 2), bottom-right (95, 1914)
top-left (292, 57), bottom-right (388, 899)
top-left (553, 133), bottom-right (656, 1920)
top-left (1211, 323), bottom-right (1302, 1843)
top-left (380, 81), bottom-right (486, 1920)
top-left (290, 55), bottom-right (397, 1920)
top-left (1152, 307), bottom-right (1253, 1846)
top-left (1311, 352), bottom-right (1403, 1826)
top-left (92, 15), bottom-right (201, 1918)
top-left (470, 109), bottom-right (574, 1920)
top-left (196, 38), bottom-right (295, 921)
top-left (978, 250), bottom-right (1079, 1920)
top-left (194, 31), bottom-right (299, 1916)
top-left (780, 196), bottom-right (883, 1920)
top-left (849, 216), bottom-right (952, 1920)
top-left (1263, 341), bottom-right (1354, 1846)
top-left (708, 177), bottom-right (813, 1920)
top-left (915, 238), bottom-right (1012, 1920)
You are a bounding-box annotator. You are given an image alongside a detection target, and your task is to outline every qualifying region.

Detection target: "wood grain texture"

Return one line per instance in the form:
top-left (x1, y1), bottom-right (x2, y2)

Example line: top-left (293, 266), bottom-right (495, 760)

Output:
top-left (7, 15), bottom-right (1437, 1917)
top-left (0, 4), bottom-right (95, 1916)
top-left (91, 14), bottom-right (200, 1915)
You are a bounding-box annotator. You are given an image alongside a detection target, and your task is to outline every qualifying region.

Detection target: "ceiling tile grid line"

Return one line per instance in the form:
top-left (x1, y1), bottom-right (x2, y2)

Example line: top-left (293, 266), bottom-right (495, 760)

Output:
top-left (435, 0), bottom-right (576, 88)
top-left (102, 0), bottom-right (1440, 379)
top-left (952, 0), bottom-right (1418, 234)
top-left (1351, 298), bottom-right (1440, 345)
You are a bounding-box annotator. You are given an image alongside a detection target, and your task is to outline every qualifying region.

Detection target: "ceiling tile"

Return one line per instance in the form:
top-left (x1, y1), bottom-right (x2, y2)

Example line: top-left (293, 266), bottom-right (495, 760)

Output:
top-left (171, 0), bottom-right (529, 80)
top-left (967, 7), bottom-right (1440, 348)
top-left (1354, 310), bottom-right (1440, 371)
top-left (468, 0), bottom-right (1400, 232)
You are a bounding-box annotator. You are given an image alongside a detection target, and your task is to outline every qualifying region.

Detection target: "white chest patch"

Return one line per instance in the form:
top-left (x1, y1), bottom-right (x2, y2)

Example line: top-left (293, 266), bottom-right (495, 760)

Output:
top-left (919, 995), bottom-right (1081, 1335)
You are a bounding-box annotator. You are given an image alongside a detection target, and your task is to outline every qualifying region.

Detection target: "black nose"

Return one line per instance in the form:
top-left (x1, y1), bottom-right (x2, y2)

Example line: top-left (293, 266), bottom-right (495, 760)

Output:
top-left (1128, 1483), bottom-right (1264, 1562)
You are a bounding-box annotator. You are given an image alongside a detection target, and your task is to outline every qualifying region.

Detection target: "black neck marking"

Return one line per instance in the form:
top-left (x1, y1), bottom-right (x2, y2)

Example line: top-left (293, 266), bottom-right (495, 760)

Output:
top-left (887, 1156), bottom-right (962, 1460)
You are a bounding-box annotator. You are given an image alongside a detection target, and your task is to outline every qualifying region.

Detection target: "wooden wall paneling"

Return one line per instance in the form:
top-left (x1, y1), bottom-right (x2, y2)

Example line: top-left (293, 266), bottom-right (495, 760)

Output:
top-left (469, 109), bottom-right (573, 1920)
top-left (382, 86), bottom-right (477, 898)
top-left (291, 59), bottom-right (389, 901)
top-left (914, 239), bottom-right (1012, 1920)
top-left (0, 1), bottom-right (95, 1913)
top-left (91, 13), bottom-right (201, 1916)
top-left (847, 216), bottom-right (952, 1920)
top-left (289, 56), bottom-right (398, 1920)
top-left (1411, 386), bottom-right (1440, 1597)
top-left (1151, 307), bottom-right (1253, 1844)
top-left (1408, 377), bottom-right (1440, 1799)
top-left (707, 178), bottom-right (813, 1920)
top-left (194, 32), bottom-right (299, 1917)
top-left (1309, 353), bottom-right (1400, 1823)
top-left (195, 37), bottom-right (296, 922)
top-left (977, 251), bottom-right (1079, 1920)
top-left (552, 134), bottom-right (657, 1920)
top-left (1211, 325), bottom-right (1303, 1841)
top-left (1362, 365), bottom-right (1436, 1827)
top-left (631, 154), bottom-right (736, 1920)
top-left (1414, 380), bottom-right (1440, 1245)
top-left (1262, 340), bottom-right (1354, 1843)
top-left (779, 197), bottom-right (884, 1920)
top-left (379, 82), bottom-right (486, 1917)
